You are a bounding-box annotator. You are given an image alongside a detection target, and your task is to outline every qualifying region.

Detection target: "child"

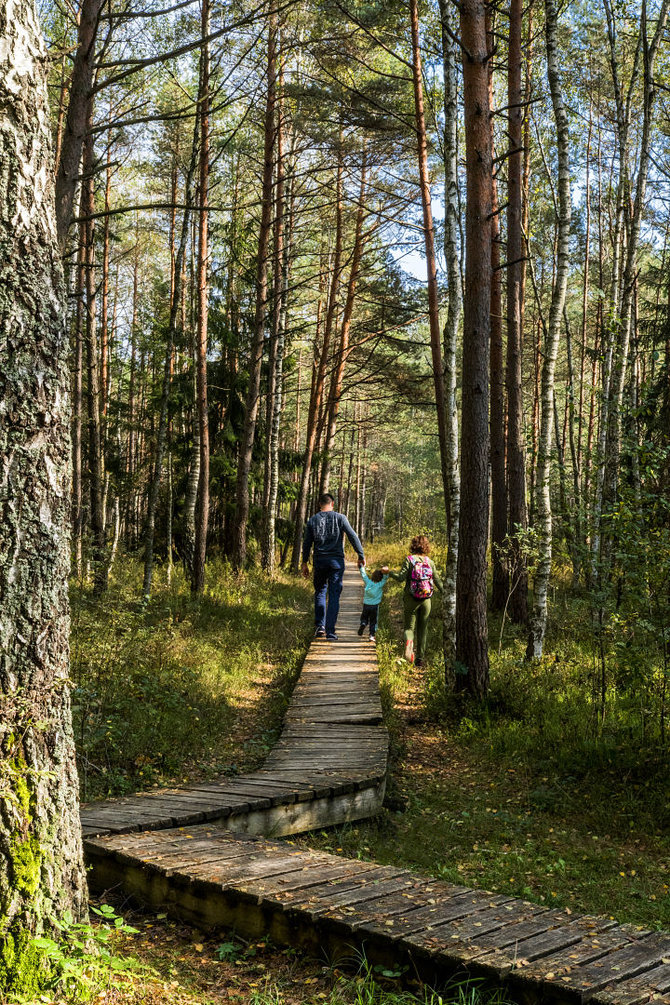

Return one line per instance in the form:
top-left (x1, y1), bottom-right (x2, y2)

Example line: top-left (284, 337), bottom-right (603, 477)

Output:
top-left (358, 563), bottom-right (389, 643)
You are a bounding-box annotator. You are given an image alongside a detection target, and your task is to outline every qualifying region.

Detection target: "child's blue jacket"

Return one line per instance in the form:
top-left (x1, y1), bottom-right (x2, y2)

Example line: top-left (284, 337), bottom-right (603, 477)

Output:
top-left (359, 567), bottom-right (388, 605)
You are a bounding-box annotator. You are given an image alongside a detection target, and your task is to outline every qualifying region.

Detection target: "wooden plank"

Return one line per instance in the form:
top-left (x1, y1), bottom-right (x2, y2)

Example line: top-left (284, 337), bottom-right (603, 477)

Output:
top-left (592, 963), bottom-right (670, 1005)
top-left (184, 852), bottom-right (320, 889)
top-left (353, 891), bottom-right (502, 943)
top-left (510, 927), bottom-right (649, 992)
top-left (249, 862), bottom-right (383, 901)
top-left (402, 897), bottom-right (539, 955)
top-left (554, 933), bottom-right (669, 998)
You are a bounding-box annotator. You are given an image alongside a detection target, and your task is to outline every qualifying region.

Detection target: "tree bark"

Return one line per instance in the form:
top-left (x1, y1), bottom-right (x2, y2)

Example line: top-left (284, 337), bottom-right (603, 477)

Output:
top-left (456, 0), bottom-right (492, 697)
top-left (232, 14), bottom-right (277, 570)
top-left (439, 0), bottom-right (462, 667)
top-left (82, 126), bottom-right (108, 594)
top-left (191, 0), bottom-right (211, 595)
top-left (411, 0), bottom-right (459, 663)
top-left (54, 0), bottom-right (104, 249)
top-left (527, 0), bottom-right (571, 658)
top-left (505, 0), bottom-right (529, 624)
top-left (319, 148), bottom-right (368, 496)
top-left (488, 5), bottom-right (507, 613)
top-left (143, 124), bottom-right (198, 600)
top-left (72, 236), bottom-right (85, 579)
top-left (289, 171), bottom-right (343, 573)
top-left (261, 50), bottom-right (287, 574)
top-left (0, 0), bottom-right (88, 976)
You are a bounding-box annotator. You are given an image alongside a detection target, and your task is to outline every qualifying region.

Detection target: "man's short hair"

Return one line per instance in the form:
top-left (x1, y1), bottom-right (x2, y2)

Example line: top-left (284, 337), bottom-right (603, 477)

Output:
top-left (319, 492), bottom-right (335, 507)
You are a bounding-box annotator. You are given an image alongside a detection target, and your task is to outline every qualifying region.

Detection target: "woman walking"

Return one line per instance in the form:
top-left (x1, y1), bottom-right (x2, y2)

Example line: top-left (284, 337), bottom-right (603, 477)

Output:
top-left (390, 535), bottom-right (442, 668)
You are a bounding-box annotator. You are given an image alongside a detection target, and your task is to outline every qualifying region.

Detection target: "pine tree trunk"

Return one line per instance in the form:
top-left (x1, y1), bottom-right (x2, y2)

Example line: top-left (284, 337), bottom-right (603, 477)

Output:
top-left (488, 5), bottom-right (507, 613)
top-left (54, 0), bottom-right (104, 248)
top-left (411, 0), bottom-right (459, 663)
top-left (319, 149), bottom-right (368, 496)
top-left (192, 0), bottom-right (211, 594)
top-left (1, 0), bottom-right (88, 975)
top-left (439, 0), bottom-right (462, 666)
top-left (456, 0), bottom-right (492, 696)
top-left (82, 127), bottom-right (109, 594)
top-left (233, 16), bottom-right (277, 569)
top-left (72, 238), bottom-right (85, 579)
top-left (505, 0), bottom-right (529, 624)
top-left (262, 53), bottom-right (287, 574)
top-left (289, 214), bottom-right (341, 573)
top-left (527, 0), bottom-right (571, 658)
top-left (143, 125), bottom-right (198, 600)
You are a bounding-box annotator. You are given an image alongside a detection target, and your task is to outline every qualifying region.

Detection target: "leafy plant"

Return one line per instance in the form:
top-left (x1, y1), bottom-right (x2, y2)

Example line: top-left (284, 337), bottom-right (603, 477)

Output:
top-left (10, 905), bottom-right (143, 1004)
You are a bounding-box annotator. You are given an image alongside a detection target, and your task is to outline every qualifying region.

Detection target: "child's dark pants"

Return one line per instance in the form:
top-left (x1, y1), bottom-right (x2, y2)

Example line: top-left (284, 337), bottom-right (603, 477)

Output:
top-left (360, 603), bottom-right (379, 635)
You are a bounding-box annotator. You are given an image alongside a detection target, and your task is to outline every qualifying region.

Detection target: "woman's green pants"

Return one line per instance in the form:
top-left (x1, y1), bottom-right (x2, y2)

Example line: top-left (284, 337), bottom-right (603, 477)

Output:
top-left (403, 593), bottom-right (431, 660)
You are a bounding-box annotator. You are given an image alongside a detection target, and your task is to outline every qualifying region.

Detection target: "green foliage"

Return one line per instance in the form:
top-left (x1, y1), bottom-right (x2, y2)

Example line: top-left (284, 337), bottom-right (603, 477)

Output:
top-left (1, 906), bottom-right (141, 1004)
top-left (70, 557), bottom-right (311, 800)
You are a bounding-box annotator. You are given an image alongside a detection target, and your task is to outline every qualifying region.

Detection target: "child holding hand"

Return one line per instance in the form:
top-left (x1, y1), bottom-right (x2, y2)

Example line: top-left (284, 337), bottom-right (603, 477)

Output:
top-left (358, 563), bottom-right (389, 643)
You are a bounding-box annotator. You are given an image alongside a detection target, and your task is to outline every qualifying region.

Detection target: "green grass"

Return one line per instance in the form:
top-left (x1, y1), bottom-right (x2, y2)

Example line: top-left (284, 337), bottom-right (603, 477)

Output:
top-left (70, 556), bottom-right (313, 802)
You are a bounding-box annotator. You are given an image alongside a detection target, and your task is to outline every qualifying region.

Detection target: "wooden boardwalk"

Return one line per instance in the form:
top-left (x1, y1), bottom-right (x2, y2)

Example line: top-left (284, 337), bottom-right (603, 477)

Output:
top-left (82, 566), bottom-right (670, 1005)
top-left (81, 566), bottom-right (387, 840)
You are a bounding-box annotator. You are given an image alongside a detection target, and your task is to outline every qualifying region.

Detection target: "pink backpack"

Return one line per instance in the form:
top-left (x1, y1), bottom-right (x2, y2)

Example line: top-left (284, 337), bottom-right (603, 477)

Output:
top-left (408, 555), bottom-right (434, 599)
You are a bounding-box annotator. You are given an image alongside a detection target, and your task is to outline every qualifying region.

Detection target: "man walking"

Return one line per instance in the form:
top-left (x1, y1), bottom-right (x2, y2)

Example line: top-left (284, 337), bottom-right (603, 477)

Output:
top-left (301, 493), bottom-right (365, 640)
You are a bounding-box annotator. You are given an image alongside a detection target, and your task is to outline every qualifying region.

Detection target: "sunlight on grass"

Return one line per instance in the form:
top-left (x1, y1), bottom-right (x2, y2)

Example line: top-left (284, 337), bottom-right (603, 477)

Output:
top-left (70, 557), bottom-right (312, 801)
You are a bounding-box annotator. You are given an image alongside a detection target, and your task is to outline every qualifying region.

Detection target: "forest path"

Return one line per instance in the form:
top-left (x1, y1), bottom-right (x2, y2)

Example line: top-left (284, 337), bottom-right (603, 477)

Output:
top-left (82, 569), bottom-right (670, 1005)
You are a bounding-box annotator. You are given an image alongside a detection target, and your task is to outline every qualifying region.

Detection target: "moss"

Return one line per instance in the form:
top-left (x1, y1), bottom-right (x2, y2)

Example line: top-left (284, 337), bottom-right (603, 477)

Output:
top-left (9, 835), bottom-right (41, 898)
top-left (11, 764), bottom-right (31, 819)
top-left (0, 927), bottom-right (49, 997)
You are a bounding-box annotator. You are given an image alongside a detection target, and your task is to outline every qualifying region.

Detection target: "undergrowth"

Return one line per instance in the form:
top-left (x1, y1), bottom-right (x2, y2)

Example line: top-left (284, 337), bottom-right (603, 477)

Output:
top-left (69, 556), bottom-right (312, 801)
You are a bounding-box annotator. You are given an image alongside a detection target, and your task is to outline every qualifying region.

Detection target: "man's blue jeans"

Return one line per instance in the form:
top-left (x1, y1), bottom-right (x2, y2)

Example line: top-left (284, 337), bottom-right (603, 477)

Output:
top-left (313, 560), bottom-right (344, 635)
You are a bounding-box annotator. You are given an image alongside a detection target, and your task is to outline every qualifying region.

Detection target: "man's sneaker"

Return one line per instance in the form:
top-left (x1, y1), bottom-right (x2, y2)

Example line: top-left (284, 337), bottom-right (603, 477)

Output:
top-left (326, 632), bottom-right (338, 641)
top-left (357, 624), bottom-right (365, 636)
top-left (314, 627), bottom-right (326, 638)
top-left (404, 639), bottom-right (415, 664)
top-left (369, 635), bottom-right (376, 643)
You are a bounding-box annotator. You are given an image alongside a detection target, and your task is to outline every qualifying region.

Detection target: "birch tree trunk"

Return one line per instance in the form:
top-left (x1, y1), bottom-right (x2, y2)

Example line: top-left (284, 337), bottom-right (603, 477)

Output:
top-left (527, 0), bottom-right (571, 658)
top-left (1, 0), bottom-right (88, 981)
top-left (603, 0), bottom-right (670, 510)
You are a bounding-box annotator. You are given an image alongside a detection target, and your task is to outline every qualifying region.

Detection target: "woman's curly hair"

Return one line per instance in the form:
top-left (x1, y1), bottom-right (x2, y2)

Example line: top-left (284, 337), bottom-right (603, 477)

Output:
top-left (410, 534), bottom-right (430, 555)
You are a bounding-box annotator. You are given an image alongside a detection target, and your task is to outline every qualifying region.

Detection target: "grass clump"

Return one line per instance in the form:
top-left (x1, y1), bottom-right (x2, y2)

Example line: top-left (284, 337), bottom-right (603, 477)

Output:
top-left (70, 556), bottom-right (312, 801)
